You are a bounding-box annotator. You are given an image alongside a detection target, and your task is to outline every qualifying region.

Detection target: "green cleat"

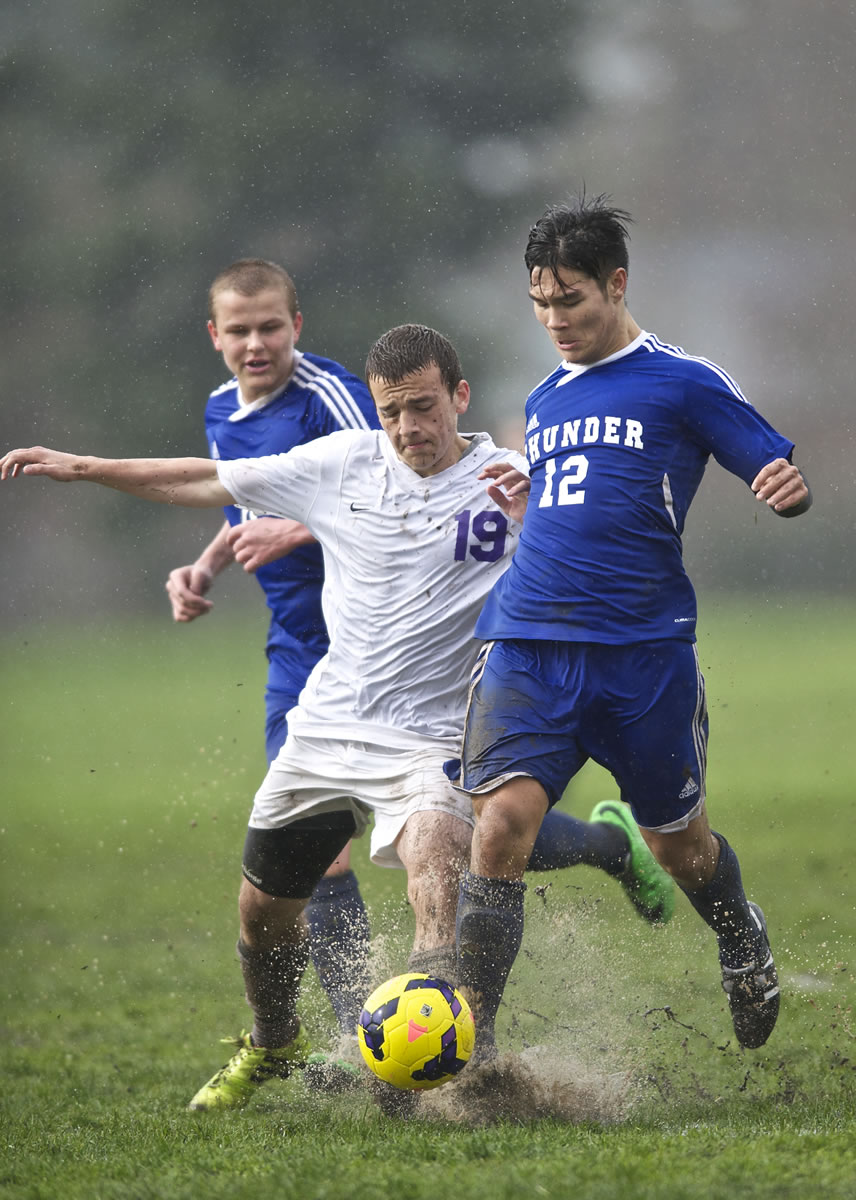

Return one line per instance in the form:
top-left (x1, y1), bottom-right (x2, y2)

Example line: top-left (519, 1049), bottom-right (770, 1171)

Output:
top-left (188, 1026), bottom-right (312, 1111)
top-left (589, 800), bottom-right (675, 924)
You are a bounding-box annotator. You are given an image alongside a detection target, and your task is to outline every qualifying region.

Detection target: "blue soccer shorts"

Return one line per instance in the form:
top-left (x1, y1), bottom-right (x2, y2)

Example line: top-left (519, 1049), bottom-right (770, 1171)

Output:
top-left (453, 638), bottom-right (708, 832)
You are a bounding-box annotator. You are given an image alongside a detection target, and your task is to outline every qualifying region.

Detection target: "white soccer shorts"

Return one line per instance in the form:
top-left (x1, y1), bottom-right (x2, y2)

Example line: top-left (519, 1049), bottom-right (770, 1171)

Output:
top-left (248, 733), bottom-right (474, 868)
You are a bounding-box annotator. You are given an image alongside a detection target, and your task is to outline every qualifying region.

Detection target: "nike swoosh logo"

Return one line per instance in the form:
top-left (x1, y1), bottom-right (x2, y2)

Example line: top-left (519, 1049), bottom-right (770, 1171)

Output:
top-left (350, 502), bottom-right (370, 512)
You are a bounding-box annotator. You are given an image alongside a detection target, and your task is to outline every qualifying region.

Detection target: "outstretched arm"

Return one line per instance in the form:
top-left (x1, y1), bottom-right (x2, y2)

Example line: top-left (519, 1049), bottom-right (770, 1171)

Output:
top-left (751, 458), bottom-right (812, 517)
top-left (0, 447), bottom-right (232, 507)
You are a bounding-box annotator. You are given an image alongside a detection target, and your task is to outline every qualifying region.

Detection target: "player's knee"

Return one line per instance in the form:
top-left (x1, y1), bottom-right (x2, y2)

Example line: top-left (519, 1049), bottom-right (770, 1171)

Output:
top-left (241, 813), bottom-right (357, 900)
top-left (646, 827), bottom-right (718, 888)
top-left (477, 790), bottom-right (544, 856)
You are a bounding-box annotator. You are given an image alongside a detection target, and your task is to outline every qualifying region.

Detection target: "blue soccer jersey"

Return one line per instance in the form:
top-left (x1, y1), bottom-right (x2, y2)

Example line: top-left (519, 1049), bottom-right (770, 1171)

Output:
top-left (205, 351), bottom-right (378, 685)
top-left (476, 331), bottom-right (795, 644)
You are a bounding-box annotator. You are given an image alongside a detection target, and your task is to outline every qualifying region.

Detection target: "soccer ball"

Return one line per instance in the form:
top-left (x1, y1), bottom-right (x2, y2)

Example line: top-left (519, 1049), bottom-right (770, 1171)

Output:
top-left (357, 972), bottom-right (475, 1090)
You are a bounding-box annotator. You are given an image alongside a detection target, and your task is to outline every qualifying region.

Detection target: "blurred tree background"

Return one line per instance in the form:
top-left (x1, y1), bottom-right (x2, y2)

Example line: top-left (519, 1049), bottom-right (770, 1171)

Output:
top-left (2, 0), bottom-right (586, 454)
top-left (2, 0), bottom-right (852, 624)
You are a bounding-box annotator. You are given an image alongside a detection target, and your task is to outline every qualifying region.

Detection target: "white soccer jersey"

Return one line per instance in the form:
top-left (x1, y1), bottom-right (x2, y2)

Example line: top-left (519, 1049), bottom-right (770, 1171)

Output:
top-left (216, 430), bottom-right (527, 749)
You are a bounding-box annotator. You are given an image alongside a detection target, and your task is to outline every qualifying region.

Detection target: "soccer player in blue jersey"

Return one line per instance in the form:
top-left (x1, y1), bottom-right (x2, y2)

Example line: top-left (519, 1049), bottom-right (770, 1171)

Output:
top-left (164, 259), bottom-right (380, 1035)
top-left (452, 196), bottom-right (811, 1061)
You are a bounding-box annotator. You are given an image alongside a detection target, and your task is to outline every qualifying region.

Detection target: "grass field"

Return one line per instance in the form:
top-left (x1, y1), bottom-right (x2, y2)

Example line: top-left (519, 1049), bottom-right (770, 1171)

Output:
top-left (1, 596), bottom-right (854, 1199)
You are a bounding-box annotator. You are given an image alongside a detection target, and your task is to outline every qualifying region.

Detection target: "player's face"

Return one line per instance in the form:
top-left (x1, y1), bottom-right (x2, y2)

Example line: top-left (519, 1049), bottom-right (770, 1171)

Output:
top-left (529, 265), bottom-right (629, 365)
top-left (371, 365), bottom-right (471, 477)
top-left (208, 287), bottom-right (303, 403)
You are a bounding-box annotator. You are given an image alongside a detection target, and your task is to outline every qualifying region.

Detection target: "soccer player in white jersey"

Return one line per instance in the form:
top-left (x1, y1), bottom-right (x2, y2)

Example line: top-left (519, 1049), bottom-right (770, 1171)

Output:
top-left (1, 324), bottom-right (674, 1115)
top-left (449, 197), bottom-right (812, 1062)
top-left (164, 259), bottom-right (379, 1037)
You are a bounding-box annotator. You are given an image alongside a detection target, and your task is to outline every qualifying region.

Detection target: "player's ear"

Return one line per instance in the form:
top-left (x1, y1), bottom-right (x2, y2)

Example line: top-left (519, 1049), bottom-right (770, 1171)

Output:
top-left (207, 320), bottom-right (222, 351)
top-left (453, 380), bottom-right (471, 415)
top-left (292, 311), bottom-right (303, 342)
top-left (608, 268), bottom-right (628, 302)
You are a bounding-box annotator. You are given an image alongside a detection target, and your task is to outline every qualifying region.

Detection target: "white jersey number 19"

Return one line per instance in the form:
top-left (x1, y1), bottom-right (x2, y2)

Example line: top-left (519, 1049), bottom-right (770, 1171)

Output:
top-left (453, 509), bottom-right (510, 562)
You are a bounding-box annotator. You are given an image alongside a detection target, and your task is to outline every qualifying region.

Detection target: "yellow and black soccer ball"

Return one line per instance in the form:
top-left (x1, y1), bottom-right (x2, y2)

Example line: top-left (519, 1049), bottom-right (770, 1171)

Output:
top-left (356, 972), bottom-right (475, 1090)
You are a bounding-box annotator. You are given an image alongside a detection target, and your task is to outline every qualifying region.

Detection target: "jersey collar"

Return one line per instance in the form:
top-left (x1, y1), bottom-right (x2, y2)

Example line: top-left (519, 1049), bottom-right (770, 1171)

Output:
top-left (558, 330), bottom-right (649, 381)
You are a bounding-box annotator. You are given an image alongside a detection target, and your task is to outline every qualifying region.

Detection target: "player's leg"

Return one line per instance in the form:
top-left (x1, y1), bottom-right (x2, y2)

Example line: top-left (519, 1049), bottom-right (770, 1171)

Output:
top-left (394, 808), bottom-right (472, 986)
top-left (601, 640), bottom-right (778, 1048)
top-left (365, 744), bottom-right (478, 986)
top-left (457, 776), bottom-right (548, 1061)
top-left (188, 813), bottom-right (356, 1111)
top-left (347, 754), bottom-right (474, 1119)
top-left (640, 812), bottom-right (779, 1048)
top-left (265, 684), bottom-right (370, 1035)
top-left (236, 876), bottom-right (310, 1046)
top-left (448, 639), bottom-right (583, 1059)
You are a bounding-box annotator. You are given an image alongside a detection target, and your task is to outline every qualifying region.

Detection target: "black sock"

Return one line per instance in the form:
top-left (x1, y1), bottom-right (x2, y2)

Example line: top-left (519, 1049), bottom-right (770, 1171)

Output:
top-left (237, 937), bottom-right (309, 1048)
top-left (678, 834), bottom-right (766, 969)
top-left (456, 869), bottom-right (526, 1050)
top-left (304, 870), bottom-right (371, 1035)
top-left (527, 807), bottom-right (628, 874)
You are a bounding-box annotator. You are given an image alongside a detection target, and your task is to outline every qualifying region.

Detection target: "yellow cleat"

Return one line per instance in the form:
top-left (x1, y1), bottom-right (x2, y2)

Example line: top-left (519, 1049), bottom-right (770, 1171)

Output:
top-left (188, 1026), bottom-right (312, 1111)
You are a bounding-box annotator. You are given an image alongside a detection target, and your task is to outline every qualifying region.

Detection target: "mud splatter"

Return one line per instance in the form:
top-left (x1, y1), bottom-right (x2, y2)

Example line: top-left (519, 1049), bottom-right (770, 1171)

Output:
top-left (421, 1044), bottom-right (633, 1126)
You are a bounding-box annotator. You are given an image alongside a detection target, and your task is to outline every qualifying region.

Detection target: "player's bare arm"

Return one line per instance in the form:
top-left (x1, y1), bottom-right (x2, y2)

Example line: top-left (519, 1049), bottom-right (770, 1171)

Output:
top-left (166, 518), bottom-right (317, 617)
top-left (227, 517), bottom-right (316, 573)
top-left (751, 457), bottom-right (812, 516)
top-left (0, 446), bottom-right (232, 508)
top-left (479, 461), bottom-right (530, 524)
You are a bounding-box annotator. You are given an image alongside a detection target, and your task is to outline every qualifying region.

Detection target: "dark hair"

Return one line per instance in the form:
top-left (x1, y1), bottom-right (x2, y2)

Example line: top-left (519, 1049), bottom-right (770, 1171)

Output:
top-left (208, 259), bottom-right (299, 321)
top-left (365, 324), bottom-right (463, 394)
top-left (525, 194), bottom-right (633, 288)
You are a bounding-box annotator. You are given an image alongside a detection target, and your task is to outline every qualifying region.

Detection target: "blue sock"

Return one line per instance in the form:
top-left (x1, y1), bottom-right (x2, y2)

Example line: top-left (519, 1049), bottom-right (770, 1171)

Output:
top-left (304, 870), bottom-right (371, 1034)
top-left (456, 869), bottom-right (526, 1053)
top-left (527, 807), bottom-right (628, 873)
top-left (679, 834), bottom-right (765, 969)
